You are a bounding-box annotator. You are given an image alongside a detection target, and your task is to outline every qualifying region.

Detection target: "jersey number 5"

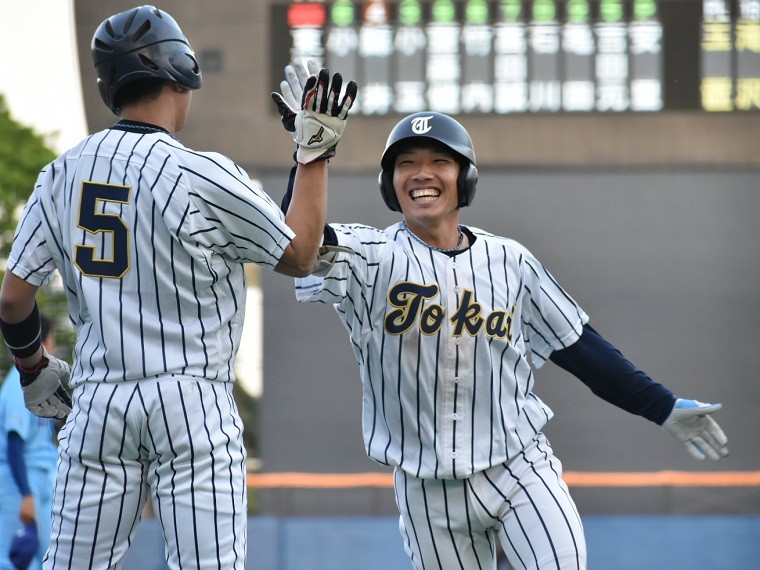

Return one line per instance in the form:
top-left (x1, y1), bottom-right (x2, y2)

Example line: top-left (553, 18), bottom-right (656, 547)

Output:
top-left (74, 181), bottom-right (130, 279)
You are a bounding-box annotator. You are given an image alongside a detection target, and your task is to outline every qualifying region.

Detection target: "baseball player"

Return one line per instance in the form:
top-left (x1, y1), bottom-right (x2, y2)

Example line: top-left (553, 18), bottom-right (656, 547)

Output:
top-left (275, 66), bottom-right (728, 570)
top-left (0, 314), bottom-right (58, 570)
top-left (0, 6), bottom-right (355, 569)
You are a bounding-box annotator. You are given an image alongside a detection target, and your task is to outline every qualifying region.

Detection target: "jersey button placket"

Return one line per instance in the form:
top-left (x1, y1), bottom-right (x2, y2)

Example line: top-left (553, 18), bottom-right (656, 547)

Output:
top-left (442, 259), bottom-right (460, 476)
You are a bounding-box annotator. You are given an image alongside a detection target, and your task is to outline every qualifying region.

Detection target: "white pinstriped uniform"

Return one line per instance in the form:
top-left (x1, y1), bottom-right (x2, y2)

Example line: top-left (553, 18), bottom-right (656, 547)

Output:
top-left (297, 222), bottom-right (589, 569)
top-left (7, 124), bottom-right (294, 569)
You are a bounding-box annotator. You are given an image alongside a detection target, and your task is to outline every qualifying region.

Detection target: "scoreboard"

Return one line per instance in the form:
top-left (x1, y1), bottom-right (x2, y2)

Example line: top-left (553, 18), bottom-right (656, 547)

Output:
top-left (271, 0), bottom-right (760, 114)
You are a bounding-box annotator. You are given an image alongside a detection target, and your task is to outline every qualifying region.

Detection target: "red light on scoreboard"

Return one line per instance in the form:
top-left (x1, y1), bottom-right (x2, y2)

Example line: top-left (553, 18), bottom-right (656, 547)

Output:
top-left (288, 2), bottom-right (327, 28)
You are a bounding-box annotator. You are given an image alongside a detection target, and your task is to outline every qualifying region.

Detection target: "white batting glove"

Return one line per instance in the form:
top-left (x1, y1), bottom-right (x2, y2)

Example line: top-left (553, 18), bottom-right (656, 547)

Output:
top-left (272, 61), bottom-right (357, 164)
top-left (662, 399), bottom-right (728, 461)
top-left (16, 346), bottom-right (72, 420)
top-left (279, 58), bottom-right (320, 110)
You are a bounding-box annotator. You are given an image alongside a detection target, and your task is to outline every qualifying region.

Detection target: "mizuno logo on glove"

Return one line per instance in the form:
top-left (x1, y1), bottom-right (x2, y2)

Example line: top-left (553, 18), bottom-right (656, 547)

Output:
top-left (308, 126), bottom-right (325, 146)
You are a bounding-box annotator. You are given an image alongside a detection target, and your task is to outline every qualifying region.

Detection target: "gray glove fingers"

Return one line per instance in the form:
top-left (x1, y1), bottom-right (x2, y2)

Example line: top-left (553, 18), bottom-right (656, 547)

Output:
top-left (282, 68), bottom-right (303, 110)
top-left (682, 415), bottom-right (728, 461)
top-left (685, 439), bottom-right (709, 461)
top-left (55, 385), bottom-right (73, 409)
top-left (290, 59), bottom-right (314, 89)
top-left (336, 80), bottom-right (358, 119)
top-left (690, 435), bottom-right (723, 461)
top-left (35, 398), bottom-right (70, 420)
top-left (701, 416), bottom-right (729, 456)
top-left (32, 402), bottom-right (60, 419)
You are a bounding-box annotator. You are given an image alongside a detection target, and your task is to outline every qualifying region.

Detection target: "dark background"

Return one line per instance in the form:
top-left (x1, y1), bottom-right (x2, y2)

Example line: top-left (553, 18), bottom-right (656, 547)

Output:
top-left (257, 167), bottom-right (760, 516)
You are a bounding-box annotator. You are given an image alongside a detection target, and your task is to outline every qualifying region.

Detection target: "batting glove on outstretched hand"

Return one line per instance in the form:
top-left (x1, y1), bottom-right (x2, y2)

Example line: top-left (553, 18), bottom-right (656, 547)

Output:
top-left (15, 346), bottom-right (72, 419)
top-left (272, 59), bottom-right (357, 164)
top-left (276, 58), bottom-right (319, 119)
top-left (662, 399), bottom-right (728, 461)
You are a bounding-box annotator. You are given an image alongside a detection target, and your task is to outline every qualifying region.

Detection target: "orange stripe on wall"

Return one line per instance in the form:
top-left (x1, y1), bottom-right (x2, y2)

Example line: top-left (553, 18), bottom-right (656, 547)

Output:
top-left (563, 470), bottom-right (760, 487)
top-left (248, 471), bottom-right (760, 489)
top-left (249, 472), bottom-right (392, 489)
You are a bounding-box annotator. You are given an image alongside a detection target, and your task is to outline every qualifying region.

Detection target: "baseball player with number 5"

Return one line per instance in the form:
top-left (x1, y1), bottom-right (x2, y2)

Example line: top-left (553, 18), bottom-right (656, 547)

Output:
top-left (275, 62), bottom-right (729, 569)
top-left (0, 7), bottom-right (355, 569)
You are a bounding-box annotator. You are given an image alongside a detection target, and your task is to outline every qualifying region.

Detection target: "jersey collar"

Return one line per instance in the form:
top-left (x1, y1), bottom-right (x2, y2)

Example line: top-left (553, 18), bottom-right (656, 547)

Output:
top-left (110, 120), bottom-right (176, 139)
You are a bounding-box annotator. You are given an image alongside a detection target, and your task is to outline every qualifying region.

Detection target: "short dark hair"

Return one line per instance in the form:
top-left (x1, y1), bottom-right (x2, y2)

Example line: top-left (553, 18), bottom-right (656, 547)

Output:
top-left (113, 78), bottom-right (171, 112)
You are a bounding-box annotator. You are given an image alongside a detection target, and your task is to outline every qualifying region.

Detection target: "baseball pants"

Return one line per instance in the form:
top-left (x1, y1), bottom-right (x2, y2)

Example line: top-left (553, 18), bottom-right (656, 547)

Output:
top-left (393, 432), bottom-right (587, 570)
top-left (45, 378), bottom-right (247, 569)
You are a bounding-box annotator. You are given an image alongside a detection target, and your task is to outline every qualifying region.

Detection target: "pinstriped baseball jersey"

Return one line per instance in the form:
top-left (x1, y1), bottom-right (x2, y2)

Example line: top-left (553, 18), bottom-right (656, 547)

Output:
top-left (296, 221), bottom-right (588, 480)
top-left (8, 125), bottom-right (293, 388)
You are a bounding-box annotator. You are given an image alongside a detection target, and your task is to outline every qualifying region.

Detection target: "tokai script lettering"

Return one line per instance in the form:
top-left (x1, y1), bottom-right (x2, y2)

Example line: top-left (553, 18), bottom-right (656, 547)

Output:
top-left (384, 282), bottom-right (513, 340)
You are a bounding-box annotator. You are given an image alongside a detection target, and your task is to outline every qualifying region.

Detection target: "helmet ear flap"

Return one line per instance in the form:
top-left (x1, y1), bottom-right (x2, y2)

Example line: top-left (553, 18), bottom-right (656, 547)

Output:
top-left (379, 170), bottom-right (402, 212)
top-left (457, 163), bottom-right (478, 208)
top-left (97, 79), bottom-right (108, 107)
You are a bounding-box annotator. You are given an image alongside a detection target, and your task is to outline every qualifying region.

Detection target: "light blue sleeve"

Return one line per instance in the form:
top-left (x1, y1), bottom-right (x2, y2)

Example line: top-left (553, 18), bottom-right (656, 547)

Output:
top-left (0, 369), bottom-right (31, 441)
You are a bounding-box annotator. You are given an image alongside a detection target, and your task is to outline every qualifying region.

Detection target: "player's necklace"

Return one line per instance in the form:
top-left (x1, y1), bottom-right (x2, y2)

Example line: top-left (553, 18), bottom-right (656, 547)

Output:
top-left (402, 222), bottom-right (464, 253)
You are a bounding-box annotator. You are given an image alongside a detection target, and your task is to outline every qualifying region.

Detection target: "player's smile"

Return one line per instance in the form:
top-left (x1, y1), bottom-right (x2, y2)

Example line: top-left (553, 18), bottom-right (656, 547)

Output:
top-left (409, 187), bottom-right (441, 202)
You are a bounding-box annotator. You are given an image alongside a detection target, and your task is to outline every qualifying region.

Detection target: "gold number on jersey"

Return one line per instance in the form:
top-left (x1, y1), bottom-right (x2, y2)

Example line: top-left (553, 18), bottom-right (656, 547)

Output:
top-left (74, 181), bottom-right (130, 279)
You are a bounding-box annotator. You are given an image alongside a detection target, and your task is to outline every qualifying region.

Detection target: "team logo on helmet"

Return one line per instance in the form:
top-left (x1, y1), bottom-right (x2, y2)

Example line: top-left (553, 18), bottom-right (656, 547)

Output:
top-left (410, 115), bottom-right (434, 134)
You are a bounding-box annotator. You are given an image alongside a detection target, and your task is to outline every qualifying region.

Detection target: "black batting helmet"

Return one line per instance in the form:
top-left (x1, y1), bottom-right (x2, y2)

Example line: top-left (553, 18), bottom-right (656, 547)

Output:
top-left (378, 112), bottom-right (478, 212)
top-left (92, 5), bottom-right (202, 114)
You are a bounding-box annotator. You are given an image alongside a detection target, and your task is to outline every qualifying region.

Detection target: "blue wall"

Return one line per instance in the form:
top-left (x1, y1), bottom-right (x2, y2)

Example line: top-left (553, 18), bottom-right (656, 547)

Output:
top-left (123, 515), bottom-right (760, 569)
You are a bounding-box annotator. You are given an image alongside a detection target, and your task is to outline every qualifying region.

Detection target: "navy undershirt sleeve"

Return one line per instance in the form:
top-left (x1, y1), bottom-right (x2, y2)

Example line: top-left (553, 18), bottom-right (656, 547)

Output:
top-left (549, 324), bottom-right (677, 425)
top-left (7, 432), bottom-right (32, 496)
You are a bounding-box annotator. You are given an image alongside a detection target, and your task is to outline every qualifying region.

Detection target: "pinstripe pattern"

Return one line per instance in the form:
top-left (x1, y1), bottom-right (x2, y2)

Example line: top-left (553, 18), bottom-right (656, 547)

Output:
top-left (47, 378), bottom-right (247, 569)
top-left (394, 433), bottom-right (586, 570)
top-left (297, 222), bottom-right (589, 568)
top-left (297, 222), bottom-right (588, 479)
top-left (6, 124), bottom-right (288, 568)
top-left (395, 433), bottom-right (586, 570)
top-left (9, 127), bottom-right (293, 386)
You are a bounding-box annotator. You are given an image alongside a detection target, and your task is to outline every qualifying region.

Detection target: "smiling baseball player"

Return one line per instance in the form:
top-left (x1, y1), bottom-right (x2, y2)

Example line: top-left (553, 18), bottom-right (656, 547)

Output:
top-left (0, 7), bottom-right (355, 569)
top-left (275, 63), bottom-right (728, 570)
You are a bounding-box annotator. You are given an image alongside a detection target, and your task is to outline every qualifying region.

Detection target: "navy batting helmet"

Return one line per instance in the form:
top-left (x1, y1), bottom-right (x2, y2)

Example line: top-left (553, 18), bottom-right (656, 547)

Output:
top-left (92, 5), bottom-right (202, 114)
top-left (378, 112), bottom-right (478, 212)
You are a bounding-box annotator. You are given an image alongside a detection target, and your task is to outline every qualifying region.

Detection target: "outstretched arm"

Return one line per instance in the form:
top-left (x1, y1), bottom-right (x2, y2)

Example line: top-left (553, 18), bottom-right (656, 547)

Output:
top-left (550, 324), bottom-right (728, 461)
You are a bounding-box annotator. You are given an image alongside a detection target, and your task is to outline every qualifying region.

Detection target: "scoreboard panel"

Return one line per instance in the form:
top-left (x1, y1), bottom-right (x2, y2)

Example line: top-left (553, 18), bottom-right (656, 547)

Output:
top-left (271, 0), bottom-right (760, 114)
